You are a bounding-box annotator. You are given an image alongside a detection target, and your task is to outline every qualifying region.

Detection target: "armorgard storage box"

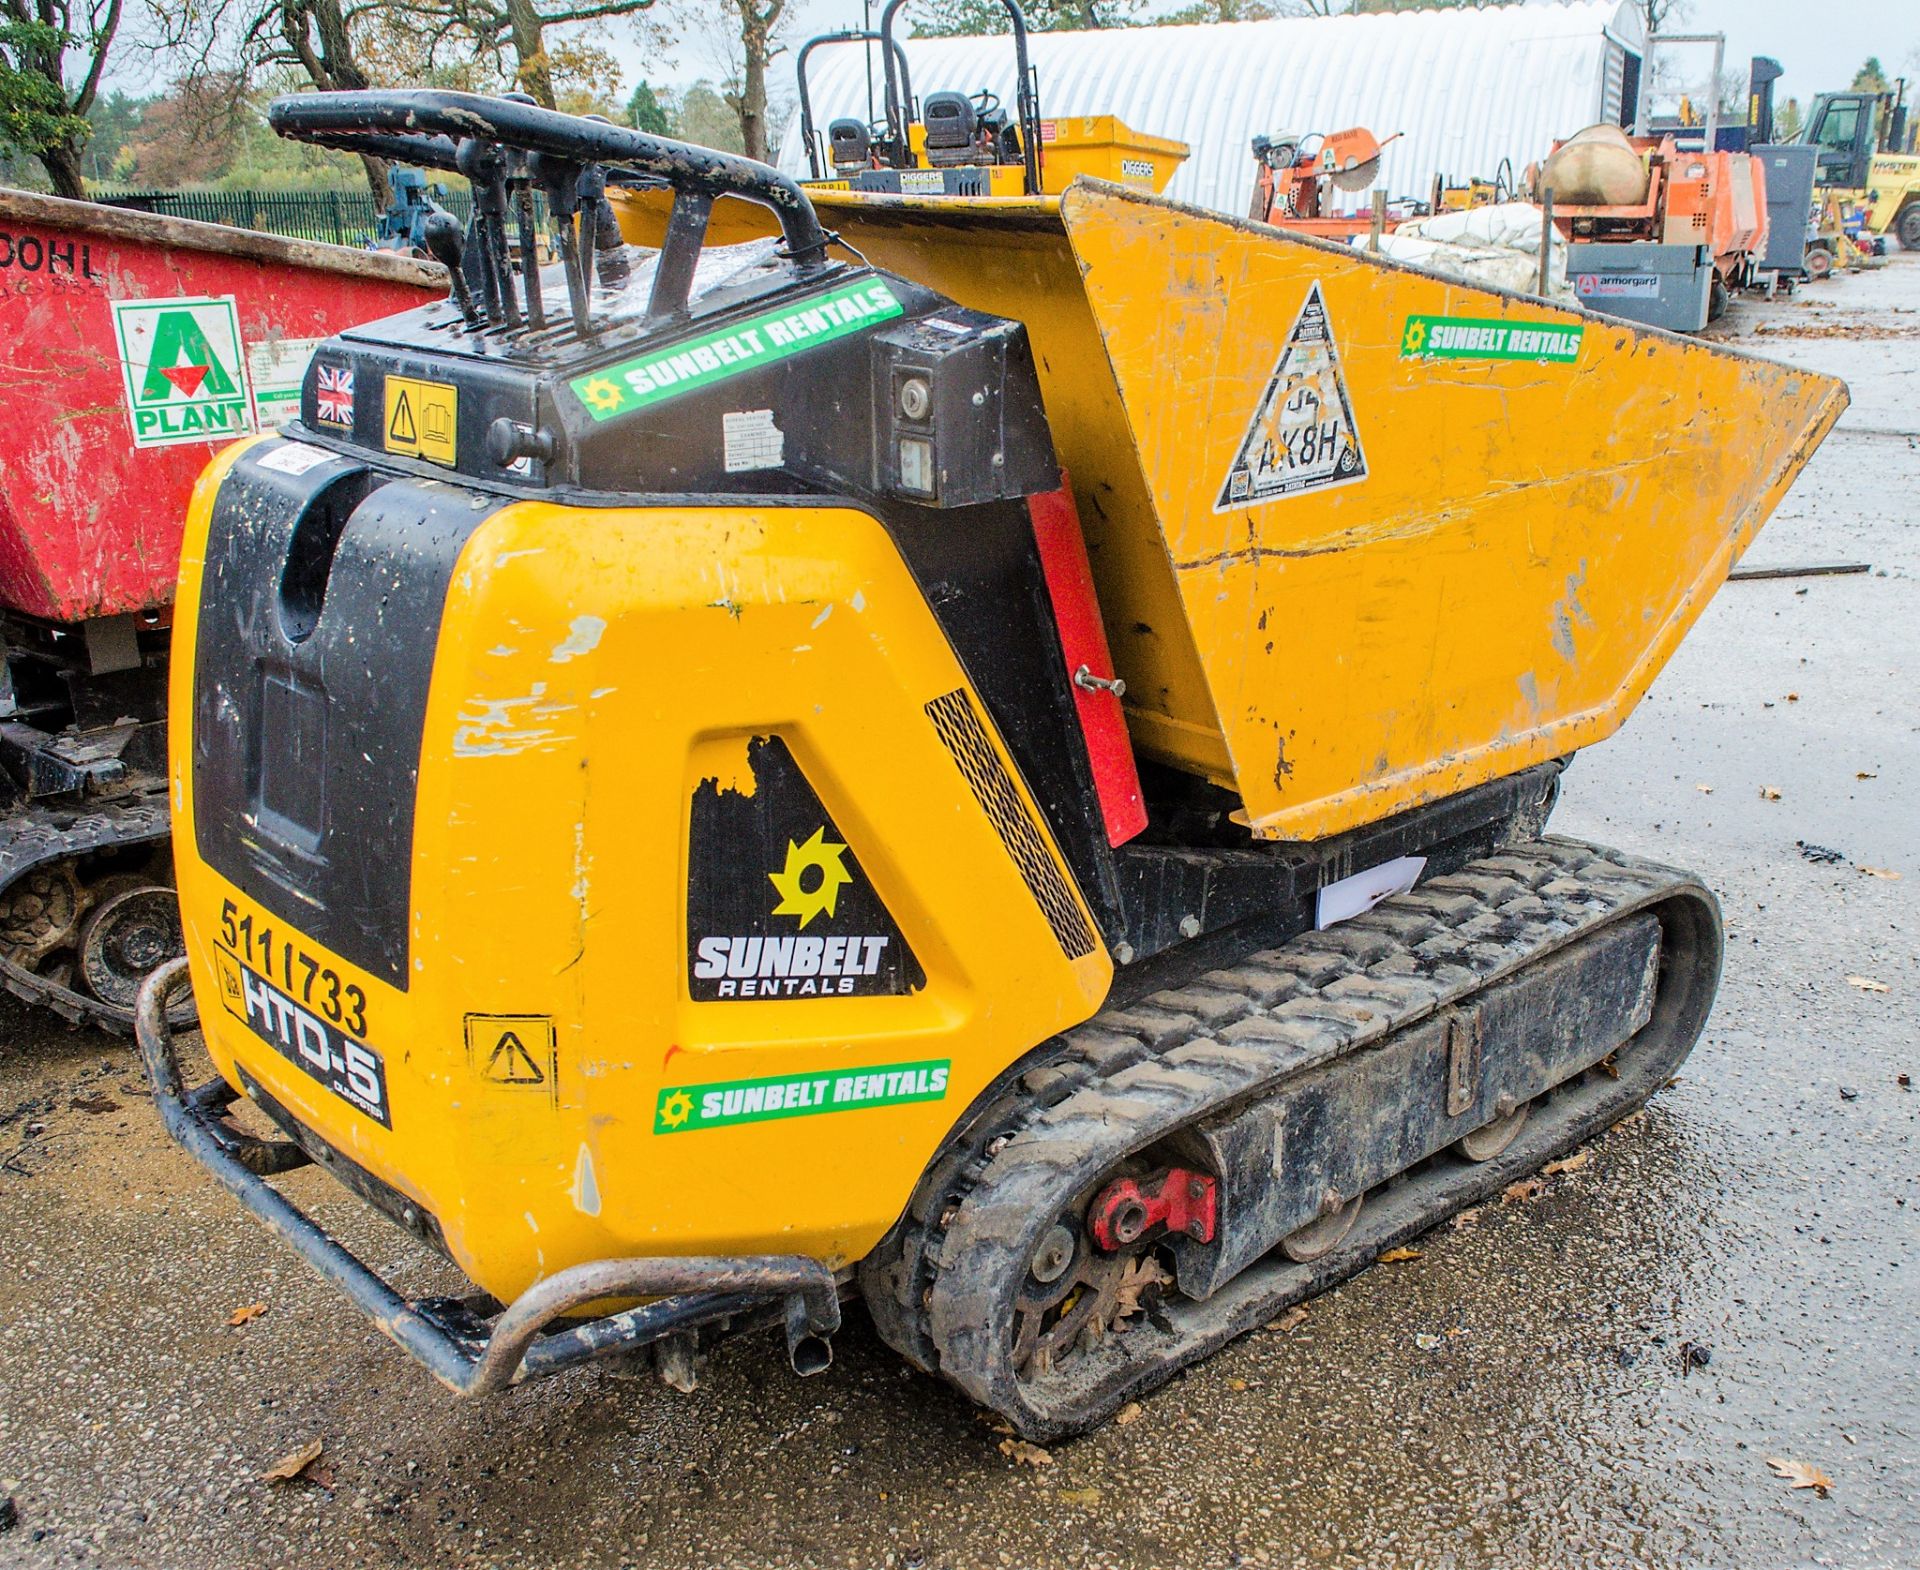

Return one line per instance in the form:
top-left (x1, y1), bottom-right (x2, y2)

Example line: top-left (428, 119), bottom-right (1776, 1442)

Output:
top-left (1568, 240), bottom-right (1714, 332)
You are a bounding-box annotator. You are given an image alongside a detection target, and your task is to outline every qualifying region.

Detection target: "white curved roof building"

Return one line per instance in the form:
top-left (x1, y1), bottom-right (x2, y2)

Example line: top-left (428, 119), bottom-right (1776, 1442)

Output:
top-left (778, 0), bottom-right (1646, 217)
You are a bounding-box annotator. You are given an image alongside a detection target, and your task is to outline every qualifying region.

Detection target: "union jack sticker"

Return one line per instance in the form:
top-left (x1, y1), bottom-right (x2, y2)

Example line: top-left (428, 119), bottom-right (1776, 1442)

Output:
top-left (315, 363), bottom-right (355, 426)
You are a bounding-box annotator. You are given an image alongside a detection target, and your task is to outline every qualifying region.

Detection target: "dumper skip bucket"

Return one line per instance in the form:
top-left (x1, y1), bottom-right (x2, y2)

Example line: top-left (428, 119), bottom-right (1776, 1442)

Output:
top-left (613, 181), bottom-right (1846, 843)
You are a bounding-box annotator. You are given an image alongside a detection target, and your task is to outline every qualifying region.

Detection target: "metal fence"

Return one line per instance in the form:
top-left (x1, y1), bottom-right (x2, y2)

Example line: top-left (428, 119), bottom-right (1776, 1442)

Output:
top-left (97, 186), bottom-right (474, 247)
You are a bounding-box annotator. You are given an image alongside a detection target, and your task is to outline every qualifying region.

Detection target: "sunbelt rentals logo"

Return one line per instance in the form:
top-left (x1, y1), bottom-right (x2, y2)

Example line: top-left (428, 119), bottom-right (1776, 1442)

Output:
top-left (110, 295), bottom-right (255, 448)
top-left (693, 826), bottom-right (895, 998)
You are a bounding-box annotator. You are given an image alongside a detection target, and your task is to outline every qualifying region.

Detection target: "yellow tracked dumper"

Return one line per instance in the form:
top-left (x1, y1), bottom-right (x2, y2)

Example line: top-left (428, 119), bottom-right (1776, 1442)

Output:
top-left (138, 91), bottom-right (1845, 1439)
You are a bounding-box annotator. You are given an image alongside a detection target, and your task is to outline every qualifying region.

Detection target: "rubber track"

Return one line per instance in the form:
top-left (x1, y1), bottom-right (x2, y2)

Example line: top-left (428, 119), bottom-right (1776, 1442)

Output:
top-left (0, 789), bottom-right (193, 1037)
top-left (870, 836), bottom-right (1722, 1440)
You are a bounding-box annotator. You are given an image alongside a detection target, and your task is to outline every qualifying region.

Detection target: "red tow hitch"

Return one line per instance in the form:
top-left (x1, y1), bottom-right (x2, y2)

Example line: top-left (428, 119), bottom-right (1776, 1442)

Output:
top-left (1088, 1167), bottom-right (1217, 1251)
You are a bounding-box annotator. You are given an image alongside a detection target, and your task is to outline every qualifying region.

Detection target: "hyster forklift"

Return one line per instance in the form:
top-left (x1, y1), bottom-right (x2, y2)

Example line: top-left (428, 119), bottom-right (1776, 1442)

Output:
top-left (1797, 82), bottom-right (1920, 253)
top-left (139, 91), bottom-right (1845, 1440)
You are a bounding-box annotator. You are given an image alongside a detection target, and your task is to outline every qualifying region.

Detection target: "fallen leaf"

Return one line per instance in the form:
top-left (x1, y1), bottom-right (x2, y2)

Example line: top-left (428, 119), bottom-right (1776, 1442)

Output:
top-left (69, 1093), bottom-right (118, 1115)
top-left (1610, 1109), bottom-right (1648, 1135)
top-left (1112, 1253), bottom-right (1174, 1325)
top-left (227, 1303), bottom-right (268, 1327)
top-left (999, 1438), bottom-right (1053, 1468)
top-left (1112, 1402), bottom-right (1144, 1426)
top-left (1765, 1457), bottom-right (1831, 1493)
top-left (1857, 771), bottom-right (1877, 780)
top-left (1543, 1150), bottom-right (1593, 1177)
top-left (1228, 1378), bottom-right (1248, 1391)
top-left (1450, 1206), bottom-right (1483, 1231)
top-left (1056, 1486), bottom-right (1102, 1506)
top-left (1846, 976), bottom-right (1891, 993)
top-left (1858, 866), bottom-right (1901, 881)
top-left (1378, 1246), bottom-right (1422, 1264)
top-left (1414, 1332), bottom-right (1442, 1350)
top-left (1502, 1176), bottom-right (1547, 1204)
top-left (1596, 1052), bottom-right (1621, 1079)
top-left (1264, 1306), bottom-right (1308, 1334)
top-left (1785, 692), bottom-right (1799, 702)
top-left (1761, 786), bottom-right (1783, 801)
top-left (261, 1438), bottom-right (324, 1486)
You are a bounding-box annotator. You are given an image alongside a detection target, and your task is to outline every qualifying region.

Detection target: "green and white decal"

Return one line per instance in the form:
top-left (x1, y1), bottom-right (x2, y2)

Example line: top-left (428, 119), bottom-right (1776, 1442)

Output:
top-left (571, 278), bottom-right (904, 420)
top-left (655, 1058), bottom-right (949, 1134)
top-left (109, 295), bottom-right (255, 448)
top-left (1399, 314), bottom-right (1584, 363)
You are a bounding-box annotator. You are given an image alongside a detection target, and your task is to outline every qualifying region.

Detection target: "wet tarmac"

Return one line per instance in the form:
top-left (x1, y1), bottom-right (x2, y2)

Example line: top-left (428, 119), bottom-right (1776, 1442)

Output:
top-left (1, 255), bottom-right (1916, 1570)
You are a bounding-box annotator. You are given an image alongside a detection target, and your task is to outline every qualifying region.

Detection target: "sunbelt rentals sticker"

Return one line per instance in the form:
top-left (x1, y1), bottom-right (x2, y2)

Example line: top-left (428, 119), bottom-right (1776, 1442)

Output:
top-left (655, 1059), bottom-right (951, 1134)
top-left (570, 278), bottom-right (904, 420)
top-left (1399, 314), bottom-right (1584, 362)
top-left (110, 295), bottom-right (255, 448)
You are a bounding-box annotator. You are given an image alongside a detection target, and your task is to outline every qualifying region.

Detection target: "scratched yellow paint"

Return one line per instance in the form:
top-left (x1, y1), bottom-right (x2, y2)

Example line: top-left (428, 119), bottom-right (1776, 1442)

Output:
top-left (170, 482), bottom-right (1109, 1304)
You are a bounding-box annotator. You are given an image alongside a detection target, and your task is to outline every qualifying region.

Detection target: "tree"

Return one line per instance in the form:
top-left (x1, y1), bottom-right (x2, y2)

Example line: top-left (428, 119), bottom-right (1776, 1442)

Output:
top-left (0, 0), bottom-right (123, 197)
top-left (1640, 0), bottom-right (1686, 38)
top-left (626, 75), bottom-right (670, 132)
top-left (912, 0), bottom-right (1144, 32)
top-left (1850, 57), bottom-right (1887, 94)
top-left (82, 86), bottom-right (142, 182)
top-left (720, 0), bottom-right (783, 160)
top-left (1774, 96), bottom-right (1801, 141)
top-left (671, 78), bottom-right (742, 152)
top-left (393, 0), bottom-right (664, 109)
top-left (123, 74), bottom-right (249, 185)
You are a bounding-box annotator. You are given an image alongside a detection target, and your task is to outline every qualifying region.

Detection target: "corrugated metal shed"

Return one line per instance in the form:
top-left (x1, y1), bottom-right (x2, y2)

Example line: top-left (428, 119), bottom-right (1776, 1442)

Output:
top-left (779, 1), bottom-right (1644, 217)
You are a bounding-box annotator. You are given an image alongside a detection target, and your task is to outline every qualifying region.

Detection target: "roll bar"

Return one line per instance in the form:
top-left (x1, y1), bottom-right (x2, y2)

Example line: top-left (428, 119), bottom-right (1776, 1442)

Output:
top-left (877, 0), bottom-right (1043, 196)
top-left (797, 30), bottom-right (916, 181)
top-left (269, 90), bottom-right (832, 337)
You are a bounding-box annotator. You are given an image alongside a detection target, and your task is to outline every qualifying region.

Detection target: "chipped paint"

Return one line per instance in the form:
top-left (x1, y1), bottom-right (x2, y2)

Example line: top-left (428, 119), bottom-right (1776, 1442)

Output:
top-left (549, 614), bottom-right (607, 663)
top-left (1549, 562), bottom-right (1594, 663)
top-left (450, 684), bottom-right (571, 757)
top-left (571, 1143), bottom-right (602, 1216)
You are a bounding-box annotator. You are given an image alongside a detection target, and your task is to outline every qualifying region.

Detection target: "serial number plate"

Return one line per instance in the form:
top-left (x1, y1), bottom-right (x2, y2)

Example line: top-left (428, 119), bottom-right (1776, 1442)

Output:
top-left (212, 945), bottom-right (391, 1129)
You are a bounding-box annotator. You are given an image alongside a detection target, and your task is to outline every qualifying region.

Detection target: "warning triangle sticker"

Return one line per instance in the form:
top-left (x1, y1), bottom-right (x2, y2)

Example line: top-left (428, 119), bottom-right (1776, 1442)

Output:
top-left (1217, 281), bottom-right (1368, 511)
top-left (484, 1030), bottom-right (546, 1084)
top-left (389, 389), bottom-right (417, 444)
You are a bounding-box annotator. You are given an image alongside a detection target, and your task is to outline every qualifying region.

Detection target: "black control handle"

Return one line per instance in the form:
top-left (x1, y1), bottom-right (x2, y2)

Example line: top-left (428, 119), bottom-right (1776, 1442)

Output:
top-left (270, 91), bottom-right (828, 265)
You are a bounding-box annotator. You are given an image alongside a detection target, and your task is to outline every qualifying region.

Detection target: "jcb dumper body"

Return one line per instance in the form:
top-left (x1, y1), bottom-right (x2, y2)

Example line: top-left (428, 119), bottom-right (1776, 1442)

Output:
top-left (141, 93), bottom-right (1843, 1441)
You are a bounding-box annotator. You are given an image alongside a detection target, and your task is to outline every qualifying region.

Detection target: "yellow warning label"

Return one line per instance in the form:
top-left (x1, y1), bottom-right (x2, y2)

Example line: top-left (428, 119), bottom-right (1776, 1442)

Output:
top-left (464, 1013), bottom-right (557, 1100)
top-left (213, 947), bottom-right (246, 1019)
top-left (383, 375), bottom-right (458, 466)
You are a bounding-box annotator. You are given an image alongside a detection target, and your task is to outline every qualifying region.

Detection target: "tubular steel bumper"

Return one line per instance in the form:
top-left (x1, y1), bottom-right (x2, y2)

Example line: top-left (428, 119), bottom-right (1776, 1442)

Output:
top-left (134, 959), bottom-right (842, 1395)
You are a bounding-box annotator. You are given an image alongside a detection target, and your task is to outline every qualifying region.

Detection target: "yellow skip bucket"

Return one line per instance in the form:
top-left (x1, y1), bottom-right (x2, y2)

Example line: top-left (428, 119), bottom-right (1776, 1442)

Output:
top-left (613, 182), bottom-right (1846, 842)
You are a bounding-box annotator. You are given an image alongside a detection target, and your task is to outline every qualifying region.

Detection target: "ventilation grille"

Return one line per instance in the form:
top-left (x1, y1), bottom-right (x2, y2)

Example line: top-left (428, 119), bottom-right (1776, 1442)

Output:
top-left (925, 689), bottom-right (1097, 960)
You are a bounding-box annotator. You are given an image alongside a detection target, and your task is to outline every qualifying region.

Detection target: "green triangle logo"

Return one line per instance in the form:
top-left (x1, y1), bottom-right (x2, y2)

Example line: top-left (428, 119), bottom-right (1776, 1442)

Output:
top-left (139, 309), bottom-right (237, 402)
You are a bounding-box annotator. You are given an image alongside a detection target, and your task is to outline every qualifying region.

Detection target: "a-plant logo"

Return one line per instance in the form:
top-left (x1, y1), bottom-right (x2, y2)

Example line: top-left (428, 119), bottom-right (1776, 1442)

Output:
top-left (768, 828), bottom-right (853, 928)
top-left (109, 296), bottom-right (255, 449)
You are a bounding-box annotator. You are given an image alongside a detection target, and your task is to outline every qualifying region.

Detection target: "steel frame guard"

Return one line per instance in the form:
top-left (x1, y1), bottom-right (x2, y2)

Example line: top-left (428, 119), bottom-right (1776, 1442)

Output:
top-left (878, 0), bottom-right (1043, 195)
top-left (798, 31), bottom-right (916, 181)
top-left (134, 958), bottom-right (841, 1395)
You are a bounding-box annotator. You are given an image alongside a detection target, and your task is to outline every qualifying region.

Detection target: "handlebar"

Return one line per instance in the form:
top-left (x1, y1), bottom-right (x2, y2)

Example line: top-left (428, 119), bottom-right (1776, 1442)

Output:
top-left (269, 90), bottom-right (832, 337)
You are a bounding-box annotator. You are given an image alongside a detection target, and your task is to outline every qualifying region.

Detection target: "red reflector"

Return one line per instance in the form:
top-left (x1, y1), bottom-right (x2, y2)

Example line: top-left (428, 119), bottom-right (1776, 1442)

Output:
top-left (1028, 480), bottom-right (1147, 847)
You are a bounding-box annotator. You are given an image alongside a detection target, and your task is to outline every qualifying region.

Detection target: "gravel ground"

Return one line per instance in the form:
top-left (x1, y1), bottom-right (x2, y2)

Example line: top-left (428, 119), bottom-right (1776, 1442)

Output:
top-left (0, 252), bottom-right (1915, 1570)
